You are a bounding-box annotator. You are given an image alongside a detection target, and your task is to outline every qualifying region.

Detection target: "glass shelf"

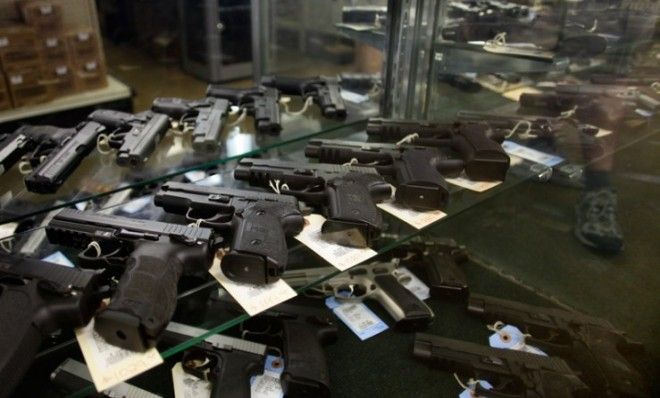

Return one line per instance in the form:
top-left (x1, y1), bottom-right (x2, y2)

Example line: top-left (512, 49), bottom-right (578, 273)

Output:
top-left (0, 98), bottom-right (378, 226)
top-left (7, 113), bottom-right (653, 397)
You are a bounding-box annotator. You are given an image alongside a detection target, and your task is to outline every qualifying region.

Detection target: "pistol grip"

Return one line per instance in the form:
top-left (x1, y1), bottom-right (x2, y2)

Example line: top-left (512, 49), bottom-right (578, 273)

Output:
top-left (95, 240), bottom-right (207, 351)
top-left (450, 126), bottom-right (510, 181)
top-left (184, 348), bottom-right (264, 398)
top-left (222, 203), bottom-right (298, 284)
top-left (252, 93), bottom-right (282, 135)
top-left (424, 251), bottom-right (469, 298)
top-left (281, 319), bottom-right (334, 398)
top-left (323, 174), bottom-right (384, 247)
top-left (0, 282), bottom-right (43, 397)
top-left (374, 274), bottom-right (434, 331)
top-left (394, 149), bottom-right (449, 210)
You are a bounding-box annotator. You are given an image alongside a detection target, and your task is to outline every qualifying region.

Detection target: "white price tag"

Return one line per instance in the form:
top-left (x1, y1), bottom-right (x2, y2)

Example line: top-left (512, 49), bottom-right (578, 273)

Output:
top-left (250, 356), bottom-right (285, 398)
top-left (172, 362), bottom-right (211, 398)
top-left (377, 193), bottom-right (446, 230)
top-left (208, 257), bottom-right (296, 316)
top-left (75, 202), bottom-right (88, 211)
top-left (489, 324), bottom-right (547, 356)
top-left (340, 90), bottom-right (369, 104)
top-left (501, 141), bottom-right (564, 167)
top-left (595, 128), bottom-right (613, 138)
top-left (184, 170), bottom-right (207, 182)
top-left (326, 297), bottom-right (388, 340)
top-left (502, 86), bottom-right (541, 102)
top-left (9, 75), bottom-right (23, 85)
top-left (75, 319), bottom-right (163, 392)
top-left (396, 267), bottom-right (430, 301)
top-left (445, 174), bottom-right (502, 192)
top-left (0, 222), bottom-right (18, 241)
top-left (294, 214), bottom-right (377, 271)
top-left (120, 196), bottom-right (151, 214)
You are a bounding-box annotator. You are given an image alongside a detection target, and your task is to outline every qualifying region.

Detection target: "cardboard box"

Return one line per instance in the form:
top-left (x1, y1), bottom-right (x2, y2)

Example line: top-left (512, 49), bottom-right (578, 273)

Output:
top-left (39, 35), bottom-right (69, 64)
top-left (67, 30), bottom-right (99, 63)
top-left (19, 1), bottom-right (64, 34)
top-left (73, 57), bottom-right (107, 91)
top-left (43, 63), bottom-right (76, 96)
top-left (5, 68), bottom-right (51, 107)
top-left (0, 76), bottom-right (11, 110)
top-left (0, 24), bottom-right (41, 70)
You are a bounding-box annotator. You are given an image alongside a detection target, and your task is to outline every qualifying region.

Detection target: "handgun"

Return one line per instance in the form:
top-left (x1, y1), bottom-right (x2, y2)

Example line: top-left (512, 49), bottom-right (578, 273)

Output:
top-left (468, 294), bottom-right (652, 397)
top-left (0, 125), bottom-right (71, 176)
top-left (235, 299), bottom-right (338, 397)
top-left (283, 261), bottom-right (434, 331)
top-left (395, 238), bottom-right (470, 298)
top-left (22, 121), bottom-right (107, 194)
top-left (206, 85), bottom-right (281, 134)
top-left (151, 97), bottom-right (231, 152)
top-left (0, 253), bottom-right (106, 398)
top-left (366, 118), bottom-right (510, 181)
top-left (88, 109), bottom-right (170, 167)
top-left (153, 181), bottom-right (305, 284)
top-left (305, 138), bottom-right (452, 210)
top-left (165, 322), bottom-right (267, 398)
top-left (234, 158), bottom-right (391, 248)
top-left (50, 359), bottom-right (161, 398)
top-left (413, 333), bottom-right (590, 398)
top-left (45, 208), bottom-right (218, 351)
top-left (261, 75), bottom-right (347, 119)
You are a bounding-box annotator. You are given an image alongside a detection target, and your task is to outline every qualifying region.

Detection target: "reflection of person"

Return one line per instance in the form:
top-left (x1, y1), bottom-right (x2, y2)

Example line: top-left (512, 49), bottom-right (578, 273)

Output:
top-left (574, 98), bottom-right (626, 254)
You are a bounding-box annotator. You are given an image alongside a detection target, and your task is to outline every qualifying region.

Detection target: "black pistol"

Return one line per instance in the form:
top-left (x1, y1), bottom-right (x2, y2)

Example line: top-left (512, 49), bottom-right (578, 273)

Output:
top-left (151, 97), bottom-right (230, 152)
top-left (261, 75), bottom-right (347, 119)
top-left (206, 85), bottom-right (281, 134)
top-left (154, 181), bottom-right (305, 284)
top-left (234, 157), bottom-right (392, 248)
top-left (46, 208), bottom-right (217, 351)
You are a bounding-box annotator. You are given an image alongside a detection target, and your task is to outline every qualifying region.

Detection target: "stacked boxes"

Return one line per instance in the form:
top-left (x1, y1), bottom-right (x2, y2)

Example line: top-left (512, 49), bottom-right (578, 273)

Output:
top-left (0, 0), bottom-right (107, 110)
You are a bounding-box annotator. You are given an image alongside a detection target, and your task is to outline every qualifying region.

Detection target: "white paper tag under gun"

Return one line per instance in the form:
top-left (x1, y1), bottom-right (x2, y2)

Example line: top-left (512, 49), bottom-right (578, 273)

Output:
top-left (501, 141), bottom-right (564, 167)
top-left (445, 175), bottom-right (502, 192)
top-left (459, 380), bottom-right (493, 398)
top-left (325, 297), bottom-right (388, 340)
top-left (488, 323), bottom-right (547, 356)
top-left (396, 267), bottom-right (430, 301)
top-left (172, 362), bottom-right (211, 398)
top-left (208, 257), bottom-right (297, 316)
top-left (294, 214), bottom-right (378, 271)
top-left (250, 355), bottom-right (285, 398)
top-left (75, 319), bottom-right (163, 392)
top-left (377, 189), bottom-right (447, 230)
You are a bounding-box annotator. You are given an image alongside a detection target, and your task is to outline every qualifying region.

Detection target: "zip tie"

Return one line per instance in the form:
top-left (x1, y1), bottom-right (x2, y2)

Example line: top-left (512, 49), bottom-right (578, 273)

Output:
top-left (342, 158), bottom-right (359, 166)
top-left (559, 105), bottom-right (578, 119)
top-left (453, 374), bottom-right (478, 392)
top-left (86, 241), bottom-right (102, 258)
top-left (97, 133), bottom-right (115, 154)
top-left (268, 179), bottom-right (289, 195)
top-left (18, 159), bottom-right (33, 175)
top-left (506, 120), bottom-right (532, 138)
top-left (282, 96), bottom-right (314, 116)
top-left (395, 133), bottom-right (419, 146)
top-left (187, 219), bottom-right (204, 228)
top-left (588, 19), bottom-right (598, 33)
top-left (651, 82), bottom-right (660, 93)
top-left (485, 32), bottom-right (507, 48)
top-left (228, 105), bottom-right (241, 115)
top-left (0, 239), bottom-right (13, 254)
top-left (227, 108), bottom-right (247, 127)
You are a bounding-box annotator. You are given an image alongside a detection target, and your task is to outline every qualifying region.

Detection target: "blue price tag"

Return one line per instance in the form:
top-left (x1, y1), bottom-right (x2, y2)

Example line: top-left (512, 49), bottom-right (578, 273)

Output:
top-left (489, 324), bottom-right (547, 356)
top-left (42, 251), bottom-right (74, 267)
top-left (459, 380), bottom-right (493, 398)
top-left (325, 297), bottom-right (389, 341)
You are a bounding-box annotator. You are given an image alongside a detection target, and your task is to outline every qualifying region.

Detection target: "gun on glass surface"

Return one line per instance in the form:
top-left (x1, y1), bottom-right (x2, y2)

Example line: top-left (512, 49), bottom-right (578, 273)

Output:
top-left (0, 125), bottom-right (71, 176)
top-left (151, 97), bottom-right (231, 152)
top-left (366, 118), bottom-right (511, 181)
top-left (413, 333), bottom-right (590, 398)
top-left (0, 253), bottom-right (106, 398)
top-left (153, 182), bottom-right (304, 284)
top-left (20, 121), bottom-right (107, 194)
top-left (88, 109), bottom-right (170, 167)
top-left (283, 261), bottom-right (434, 331)
top-left (468, 294), bottom-right (652, 397)
top-left (165, 322), bottom-right (267, 398)
top-left (206, 85), bottom-right (281, 134)
top-left (45, 208), bottom-right (217, 351)
top-left (261, 75), bottom-right (347, 119)
top-left (305, 138), bottom-right (453, 210)
top-left (234, 158), bottom-right (391, 248)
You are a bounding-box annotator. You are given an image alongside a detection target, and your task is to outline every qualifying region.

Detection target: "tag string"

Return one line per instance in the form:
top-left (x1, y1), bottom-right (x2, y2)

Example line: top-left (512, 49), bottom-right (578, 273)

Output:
top-left (485, 32), bottom-right (507, 48)
top-left (281, 96), bottom-right (314, 116)
top-left (18, 159), bottom-right (33, 175)
top-left (0, 238), bottom-right (13, 254)
top-left (395, 133), bottom-right (419, 146)
top-left (559, 105), bottom-right (578, 119)
top-left (227, 108), bottom-right (247, 127)
top-left (588, 19), bottom-right (598, 33)
top-left (651, 82), bottom-right (660, 94)
top-left (97, 133), bottom-right (115, 154)
top-left (268, 179), bottom-right (290, 195)
top-left (187, 218), bottom-right (204, 228)
top-left (506, 120), bottom-right (532, 138)
top-left (86, 241), bottom-right (102, 258)
top-left (453, 373), bottom-right (478, 392)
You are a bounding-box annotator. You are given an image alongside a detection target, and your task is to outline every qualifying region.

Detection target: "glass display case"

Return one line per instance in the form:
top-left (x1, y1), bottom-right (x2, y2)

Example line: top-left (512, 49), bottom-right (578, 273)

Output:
top-left (1, 1), bottom-right (658, 397)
